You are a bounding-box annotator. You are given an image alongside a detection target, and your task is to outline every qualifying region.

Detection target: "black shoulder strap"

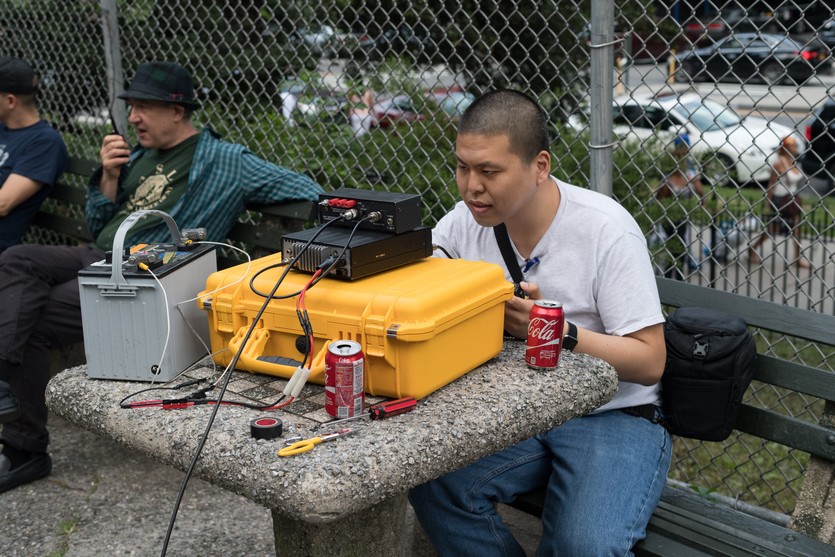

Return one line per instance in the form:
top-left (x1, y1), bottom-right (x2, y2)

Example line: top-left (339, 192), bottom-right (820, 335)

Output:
top-left (493, 224), bottom-right (525, 297)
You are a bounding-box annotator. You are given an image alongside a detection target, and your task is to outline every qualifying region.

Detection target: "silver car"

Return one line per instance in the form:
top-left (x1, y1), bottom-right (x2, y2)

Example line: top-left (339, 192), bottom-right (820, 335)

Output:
top-left (571, 91), bottom-right (803, 187)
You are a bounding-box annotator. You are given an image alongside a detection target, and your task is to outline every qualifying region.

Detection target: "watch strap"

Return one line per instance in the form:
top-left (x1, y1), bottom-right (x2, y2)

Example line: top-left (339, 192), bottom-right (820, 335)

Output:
top-left (563, 321), bottom-right (579, 352)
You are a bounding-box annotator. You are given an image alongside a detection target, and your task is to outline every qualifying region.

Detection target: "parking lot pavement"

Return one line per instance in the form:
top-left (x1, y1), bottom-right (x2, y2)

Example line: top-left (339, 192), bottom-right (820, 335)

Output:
top-left (0, 412), bottom-right (542, 556)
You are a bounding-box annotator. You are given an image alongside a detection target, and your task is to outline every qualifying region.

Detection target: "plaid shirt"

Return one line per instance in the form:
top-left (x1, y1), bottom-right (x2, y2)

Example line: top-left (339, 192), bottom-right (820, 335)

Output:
top-left (86, 128), bottom-right (322, 244)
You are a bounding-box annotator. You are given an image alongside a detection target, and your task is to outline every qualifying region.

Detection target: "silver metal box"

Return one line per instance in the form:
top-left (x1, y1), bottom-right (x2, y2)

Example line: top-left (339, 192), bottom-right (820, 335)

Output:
top-left (78, 210), bottom-right (216, 382)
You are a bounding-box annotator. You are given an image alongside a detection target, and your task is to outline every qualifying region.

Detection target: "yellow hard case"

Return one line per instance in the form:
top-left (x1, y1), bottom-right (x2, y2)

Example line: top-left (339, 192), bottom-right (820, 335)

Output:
top-left (199, 255), bottom-right (513, 399)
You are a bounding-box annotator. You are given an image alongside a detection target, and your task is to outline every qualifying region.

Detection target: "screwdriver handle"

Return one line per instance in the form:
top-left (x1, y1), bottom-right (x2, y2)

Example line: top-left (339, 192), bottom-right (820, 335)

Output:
top-left (320, 397), bottom-right (417, 428)
top-left (369, 397), bottom-right (417, 420)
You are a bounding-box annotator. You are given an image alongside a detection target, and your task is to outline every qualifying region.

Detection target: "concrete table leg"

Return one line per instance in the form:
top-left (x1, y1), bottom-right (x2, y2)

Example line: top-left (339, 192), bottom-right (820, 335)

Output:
top-left (272, 493), bottom-right (408, 557)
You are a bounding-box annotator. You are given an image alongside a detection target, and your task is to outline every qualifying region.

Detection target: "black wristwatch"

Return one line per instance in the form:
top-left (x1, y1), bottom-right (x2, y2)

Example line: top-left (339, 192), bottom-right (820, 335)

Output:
top-left (563, 321), bottom-right (579, 352)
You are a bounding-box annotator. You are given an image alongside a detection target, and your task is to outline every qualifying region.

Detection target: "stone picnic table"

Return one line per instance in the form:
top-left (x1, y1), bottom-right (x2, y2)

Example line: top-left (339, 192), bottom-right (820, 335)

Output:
top-left (47, 340), bottom-right (617, 556)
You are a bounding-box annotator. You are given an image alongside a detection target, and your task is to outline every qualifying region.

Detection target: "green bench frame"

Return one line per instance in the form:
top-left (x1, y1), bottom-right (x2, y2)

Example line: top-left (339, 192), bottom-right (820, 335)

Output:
top-left (510, 277), bottom-right (835, 556)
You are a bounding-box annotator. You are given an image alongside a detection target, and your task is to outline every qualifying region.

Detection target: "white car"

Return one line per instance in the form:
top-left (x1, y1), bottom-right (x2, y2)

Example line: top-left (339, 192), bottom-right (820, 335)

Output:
top-left (570, 91), bottom-right (803, 186)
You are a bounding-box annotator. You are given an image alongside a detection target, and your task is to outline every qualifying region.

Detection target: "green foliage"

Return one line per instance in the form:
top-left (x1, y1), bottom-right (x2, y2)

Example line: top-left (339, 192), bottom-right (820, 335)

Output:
top-left (0, 1), bottom-right (105, 129)
top-left (117, 0), bottom-right (318, 105)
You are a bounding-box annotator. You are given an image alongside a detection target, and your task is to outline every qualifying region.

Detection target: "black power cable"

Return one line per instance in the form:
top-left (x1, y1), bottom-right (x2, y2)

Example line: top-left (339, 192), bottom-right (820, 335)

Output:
top-left (160, 214), bottom-right (371, 556)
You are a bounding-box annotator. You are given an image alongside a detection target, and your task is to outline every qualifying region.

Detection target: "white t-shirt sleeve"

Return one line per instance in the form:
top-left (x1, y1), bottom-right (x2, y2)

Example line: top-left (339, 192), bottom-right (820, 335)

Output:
top-left (594, 230), bottom-right (664, 337)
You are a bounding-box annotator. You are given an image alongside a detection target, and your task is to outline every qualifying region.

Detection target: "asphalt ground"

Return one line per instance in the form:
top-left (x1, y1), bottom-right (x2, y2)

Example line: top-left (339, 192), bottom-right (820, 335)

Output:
top-left (0, 412), bottom-right (541, 556)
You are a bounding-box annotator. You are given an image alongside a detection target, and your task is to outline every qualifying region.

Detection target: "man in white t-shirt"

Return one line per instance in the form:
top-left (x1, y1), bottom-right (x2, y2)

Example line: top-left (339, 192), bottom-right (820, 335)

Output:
top-left (409, 90), bottom-right (671, 556)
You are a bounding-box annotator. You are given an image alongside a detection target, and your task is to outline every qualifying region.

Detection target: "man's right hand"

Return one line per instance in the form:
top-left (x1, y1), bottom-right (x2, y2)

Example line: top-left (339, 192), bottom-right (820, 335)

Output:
top-left (99, 134), bottom-right (131, 201)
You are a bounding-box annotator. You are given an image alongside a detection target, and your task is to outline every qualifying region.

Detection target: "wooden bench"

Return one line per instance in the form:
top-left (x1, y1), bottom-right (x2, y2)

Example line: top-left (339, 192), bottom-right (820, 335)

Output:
top-left (23, 156), bottom-right (317, 372)
top-left (509, 277), bottom-right (835, 556)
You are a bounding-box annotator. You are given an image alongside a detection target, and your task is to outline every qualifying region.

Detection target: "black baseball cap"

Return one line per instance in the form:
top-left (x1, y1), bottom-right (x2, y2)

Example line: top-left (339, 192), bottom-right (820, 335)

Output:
top-left (118, 61), bottom-right (200, 110)
top-left (0, 56), bottom-right (38, 94)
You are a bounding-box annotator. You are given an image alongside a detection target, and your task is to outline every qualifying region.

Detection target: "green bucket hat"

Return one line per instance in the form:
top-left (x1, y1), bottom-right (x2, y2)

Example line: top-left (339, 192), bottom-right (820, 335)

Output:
top-left (118, 62), bottom-right (200, 110)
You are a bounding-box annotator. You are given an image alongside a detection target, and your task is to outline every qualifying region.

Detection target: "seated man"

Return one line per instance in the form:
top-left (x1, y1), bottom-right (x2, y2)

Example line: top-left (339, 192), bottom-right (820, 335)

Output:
top-left (0, 56), bottom-right (68, 252)
top-left (409, 90), bottom-right (670, 556)
top-left (0, 61), bottom-right (323, 492)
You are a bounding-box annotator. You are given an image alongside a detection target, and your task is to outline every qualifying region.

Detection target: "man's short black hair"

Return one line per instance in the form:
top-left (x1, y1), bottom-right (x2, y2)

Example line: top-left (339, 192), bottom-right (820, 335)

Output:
top-left (458, 90), bottom-right (551, 164)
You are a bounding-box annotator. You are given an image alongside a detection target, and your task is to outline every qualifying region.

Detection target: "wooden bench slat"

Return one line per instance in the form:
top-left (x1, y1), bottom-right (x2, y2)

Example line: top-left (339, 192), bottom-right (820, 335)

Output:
top-left (755, 355), bottom-right (835, 403)
top-left (643, 487), bottom-right (835, 557)
top-left (30, 213), bottom-right (93, 242)
top-left (735, 405), bottom-right (835, 461)
top-left (226, 221), bottom-right (283, 252)
top-left (657, 278), bottom-right (835, 346)
top-left (49, 182), bottom-right (87, 205)
top-left (637, 528), bottom-right (717, 557)
top-left (250, 200), bottom-right (317, 221)
top-left (645, 507), bottom-right (799, 557)
top-left (66, 157), bottom-right (100, 176)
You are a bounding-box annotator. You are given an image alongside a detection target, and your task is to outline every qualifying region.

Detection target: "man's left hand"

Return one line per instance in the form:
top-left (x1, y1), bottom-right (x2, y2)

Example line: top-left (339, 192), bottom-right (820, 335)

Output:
top-left (504, 281), bottom-right (542, 338)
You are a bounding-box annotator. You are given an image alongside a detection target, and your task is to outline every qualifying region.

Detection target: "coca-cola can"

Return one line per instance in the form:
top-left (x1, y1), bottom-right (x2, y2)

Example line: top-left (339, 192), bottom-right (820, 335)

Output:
top-left (325, 340), bottom-right (365, 418)
top-left (526, 300), bottom-right (564, 370)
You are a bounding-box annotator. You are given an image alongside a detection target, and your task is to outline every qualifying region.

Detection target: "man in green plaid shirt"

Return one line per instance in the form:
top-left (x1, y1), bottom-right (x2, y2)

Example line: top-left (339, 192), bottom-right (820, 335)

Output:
top-left (0, 62), bottom-right (322, 492)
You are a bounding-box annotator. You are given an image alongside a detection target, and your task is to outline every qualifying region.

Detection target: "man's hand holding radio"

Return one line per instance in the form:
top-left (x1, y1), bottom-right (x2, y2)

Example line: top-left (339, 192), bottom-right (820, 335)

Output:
top-left (99, 134), bottom-right (131, 202)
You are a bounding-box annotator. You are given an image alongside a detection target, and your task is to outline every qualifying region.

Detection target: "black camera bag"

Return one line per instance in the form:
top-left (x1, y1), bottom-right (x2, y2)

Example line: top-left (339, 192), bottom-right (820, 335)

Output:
top-left (662, 306), bottom-right (757, 441)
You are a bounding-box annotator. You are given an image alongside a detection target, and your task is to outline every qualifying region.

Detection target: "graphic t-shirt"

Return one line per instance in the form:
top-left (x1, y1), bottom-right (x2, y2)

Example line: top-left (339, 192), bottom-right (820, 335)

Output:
top-left (0, 120), bottom-right (68, 250)
top-left (95, 134), bottom-right (198, 251)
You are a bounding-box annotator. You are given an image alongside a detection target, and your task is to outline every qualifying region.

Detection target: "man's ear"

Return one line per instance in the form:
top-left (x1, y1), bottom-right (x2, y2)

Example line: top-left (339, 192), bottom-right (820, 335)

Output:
top-left (2, 94), bottom-right (16, 110)
top-left (170, 104), bottom-right (186, 122)
top-left (535, 150), bottom-right (551, 182)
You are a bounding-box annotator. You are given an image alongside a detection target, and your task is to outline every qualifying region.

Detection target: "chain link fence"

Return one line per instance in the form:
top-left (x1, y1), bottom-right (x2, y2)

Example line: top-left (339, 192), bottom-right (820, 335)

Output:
top-left (3, 0), bottom-right (833, 517)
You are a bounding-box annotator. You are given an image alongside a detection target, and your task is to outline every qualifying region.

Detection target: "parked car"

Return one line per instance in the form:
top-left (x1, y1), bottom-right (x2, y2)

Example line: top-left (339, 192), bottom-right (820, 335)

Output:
top-left (371, 94), bottom-right (425, 128)
top-left (357, 25), bottom-right (435, 61)
top-left (715, 2), bottom-right (793, 35)
top-left (820, 17), bottom-right (835, 49)
top-left (295, 90), bottom-right (348, 124)
top-left (262, 21), bottom-right (339, 57)
top-left (427, 89), bottom-right (475, 120)
top-left (800, 97), bottom-right (835, 193)
top-left (675, 32), bottom-right (831, 85)
top-left (570, 91), bottom-right (802, 187)
top-left (329, 30), bottom-right (363, 58)
top-left (682, 17), bottom-right (730, 45)
top-left (781, 0), bottom-right (834, 35)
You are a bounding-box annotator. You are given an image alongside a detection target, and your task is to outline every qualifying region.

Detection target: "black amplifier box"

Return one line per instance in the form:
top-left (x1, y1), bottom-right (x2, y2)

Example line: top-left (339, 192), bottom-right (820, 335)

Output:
top-left (281, 225), bottom-right (432, 280)
top-left (317, 188), bottom-right (422, 234)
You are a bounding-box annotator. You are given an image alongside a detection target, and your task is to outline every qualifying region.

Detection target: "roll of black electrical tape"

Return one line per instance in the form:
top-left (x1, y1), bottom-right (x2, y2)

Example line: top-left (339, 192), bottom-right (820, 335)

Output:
top-left (250, 417), bottom-right (283, 440)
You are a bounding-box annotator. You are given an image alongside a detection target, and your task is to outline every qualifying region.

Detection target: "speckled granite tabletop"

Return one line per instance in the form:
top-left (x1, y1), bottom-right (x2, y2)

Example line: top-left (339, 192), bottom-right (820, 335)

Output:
top-left (47, 340), bottom-right (617, 523)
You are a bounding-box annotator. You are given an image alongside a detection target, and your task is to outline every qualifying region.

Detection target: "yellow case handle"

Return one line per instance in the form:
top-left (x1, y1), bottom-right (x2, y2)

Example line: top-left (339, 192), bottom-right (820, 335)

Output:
top-left (227, 325), bottom-right (327, 382)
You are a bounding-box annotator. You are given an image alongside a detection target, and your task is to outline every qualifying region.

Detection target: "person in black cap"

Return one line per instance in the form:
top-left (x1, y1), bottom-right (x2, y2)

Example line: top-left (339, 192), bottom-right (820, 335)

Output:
top-left (0, 61), bottom-right (322, 492)
top-left (0, 56), bottom-right (68, 252)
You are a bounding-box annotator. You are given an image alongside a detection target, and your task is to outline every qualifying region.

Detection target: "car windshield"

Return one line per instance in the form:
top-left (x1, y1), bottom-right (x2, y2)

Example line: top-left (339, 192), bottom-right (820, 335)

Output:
top-left (670, 99), bottom-right (741, 132)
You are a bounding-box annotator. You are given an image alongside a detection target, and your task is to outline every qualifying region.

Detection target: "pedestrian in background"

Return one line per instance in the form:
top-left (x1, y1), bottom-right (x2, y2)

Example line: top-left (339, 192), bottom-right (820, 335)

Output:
top-left (279, 90), bottom-right (297, 126)
top-left (748, 135), bottom-right (810, 270)
top-left (348, 88), bottom-right (374, 138)
top-left (655, 133), bottom-right (704, 280)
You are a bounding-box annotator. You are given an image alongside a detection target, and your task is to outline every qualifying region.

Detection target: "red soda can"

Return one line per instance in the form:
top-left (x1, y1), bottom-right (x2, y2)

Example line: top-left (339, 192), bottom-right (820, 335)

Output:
top-left (325, 340), bottom-right (365, 418)
top-left (526, 300), bottom-right (564, 370)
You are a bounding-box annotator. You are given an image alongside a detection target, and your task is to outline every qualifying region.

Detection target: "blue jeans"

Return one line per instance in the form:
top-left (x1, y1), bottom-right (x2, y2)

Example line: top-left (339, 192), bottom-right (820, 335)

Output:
top-left (409, 409), bottom-right (672, 557)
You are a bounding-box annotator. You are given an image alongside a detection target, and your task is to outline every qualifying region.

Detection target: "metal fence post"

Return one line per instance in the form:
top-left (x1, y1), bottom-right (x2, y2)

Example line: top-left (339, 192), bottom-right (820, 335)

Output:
top-left (588, 0), bottom-right (614, 196)
top-left (100, 0), bottom-right (126, 136)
